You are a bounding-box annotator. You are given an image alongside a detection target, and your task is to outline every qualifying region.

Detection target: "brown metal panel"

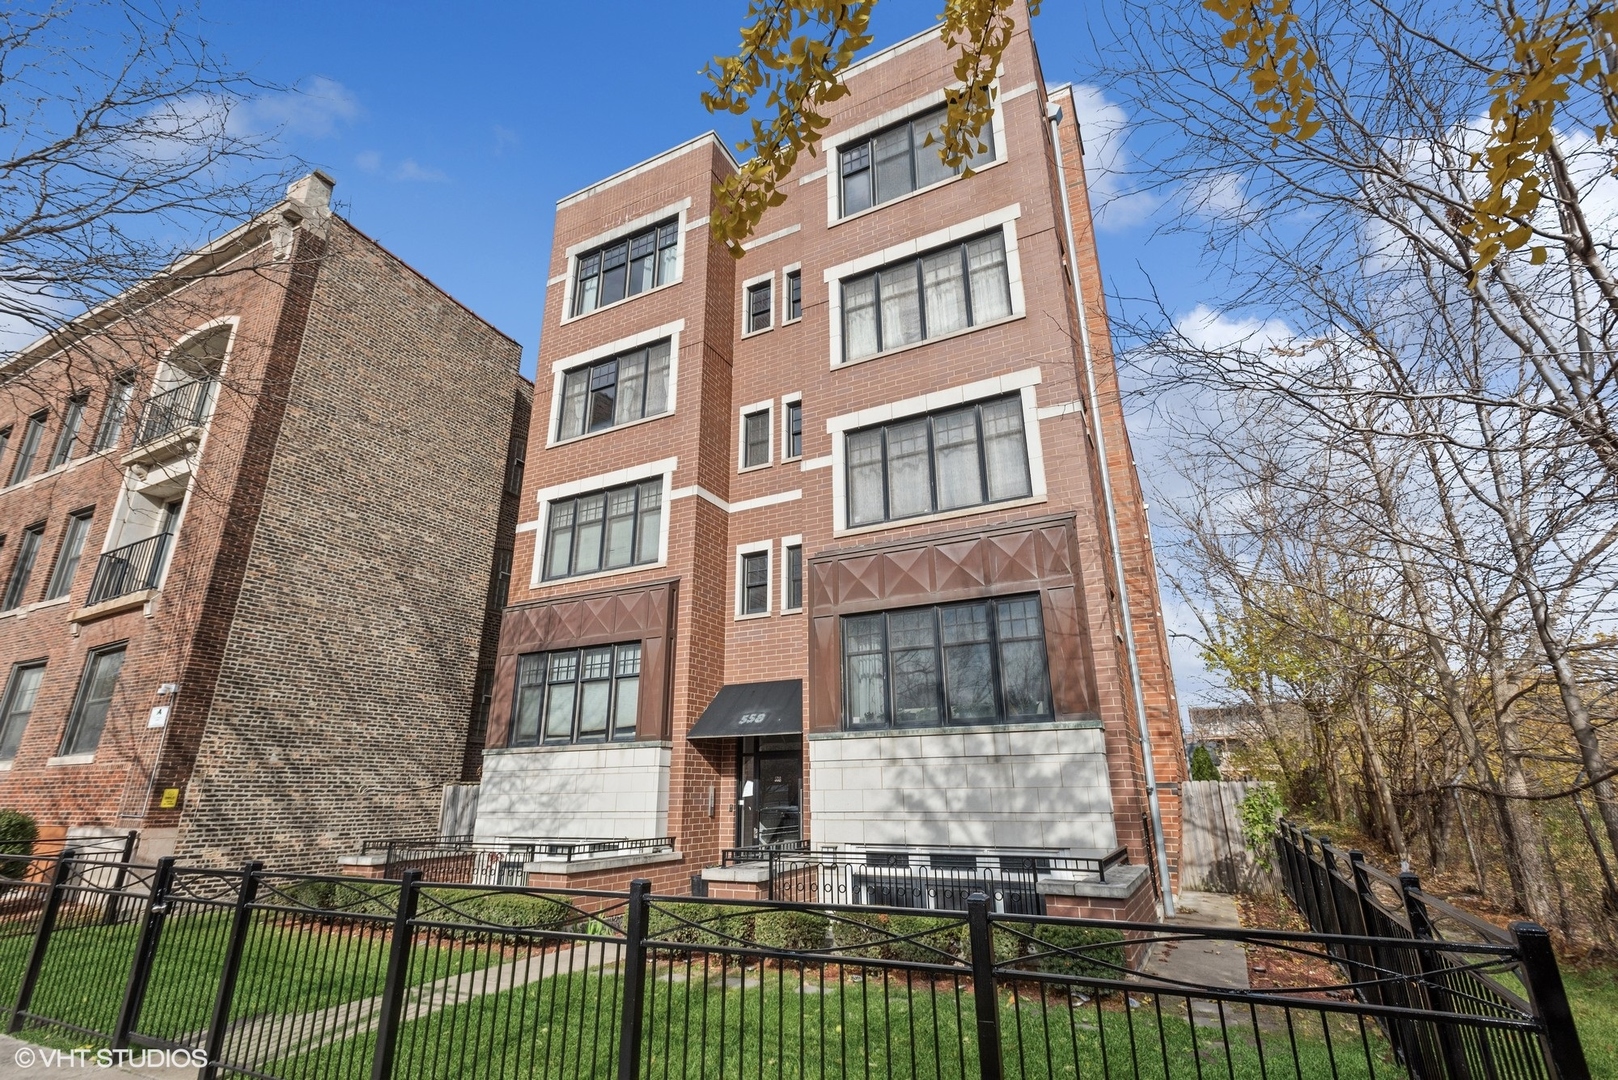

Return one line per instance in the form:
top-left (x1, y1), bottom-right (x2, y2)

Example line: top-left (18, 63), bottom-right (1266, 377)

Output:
top-left (984, 527), bottom-right (1041, 586)
top-left (807, 615), bottom-right (842, 733)
top-left (882, 544), bottom-right (933, 602)
top-left (839, 553), bottom-right (883, 607)
top-left (808, 559), bottom-right (836, 613)
top-left (1035, 524), bottom-right (1074, 579)
top-left (1042, 585), bottom-right (1098, 719)
top-left (932, 535), bottom-right (989, 595)
top-left (639, 633), bottom-right (668, 740)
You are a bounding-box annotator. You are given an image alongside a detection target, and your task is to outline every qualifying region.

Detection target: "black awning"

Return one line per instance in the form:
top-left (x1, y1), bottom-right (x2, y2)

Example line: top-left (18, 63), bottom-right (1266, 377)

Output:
top-left (687, 680), bottom-right (802, 740)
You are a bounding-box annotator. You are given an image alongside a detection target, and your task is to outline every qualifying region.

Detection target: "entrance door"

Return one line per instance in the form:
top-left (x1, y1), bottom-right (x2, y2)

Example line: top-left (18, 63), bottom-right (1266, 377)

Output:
top-left (737, 735), bottom-right (802, 848)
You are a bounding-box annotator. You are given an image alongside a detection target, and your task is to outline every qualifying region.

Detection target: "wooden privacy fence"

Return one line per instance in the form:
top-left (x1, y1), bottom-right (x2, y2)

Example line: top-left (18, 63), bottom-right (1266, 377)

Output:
top-left (1180, 779), bottom-right (1277, 893)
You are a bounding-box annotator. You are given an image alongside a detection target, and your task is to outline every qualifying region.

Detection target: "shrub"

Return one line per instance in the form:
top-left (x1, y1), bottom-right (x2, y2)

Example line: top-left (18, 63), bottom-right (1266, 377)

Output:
top-left (1238, 784), bottom-right (1285, 872)
top-left (885, 914), bottom-right (965, 964)
top-left (0, 811), bottom-right (36, 883)
top-left (435, 890), bottom-right (577, 932)
top-left (754, 909), bottom-right (829, 952)
top-left (648, 902), bottom-right (753, 948)
top-left (1189, 745), bottom-right (1221, 782)
top-left (1025, 923), bottom-right (1127, 981)
top-left (829, 910), bottom-right (888, 958)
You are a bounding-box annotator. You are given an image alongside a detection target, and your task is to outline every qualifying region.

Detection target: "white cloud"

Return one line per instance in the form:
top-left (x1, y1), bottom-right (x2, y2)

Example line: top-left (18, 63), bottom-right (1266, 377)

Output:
top-left (1184, 171), bottom-right (1254, 222)
top-left (393, 159), bottom-right (448, 183)
top-left (239, 77), bottom-right (361, 140)
top-left (354, 150), bottom-right (382, 173)
top-left (1065, 84), bottom-right (1159, 230)
top-left (1172, 304), bottom-right (1293, 352)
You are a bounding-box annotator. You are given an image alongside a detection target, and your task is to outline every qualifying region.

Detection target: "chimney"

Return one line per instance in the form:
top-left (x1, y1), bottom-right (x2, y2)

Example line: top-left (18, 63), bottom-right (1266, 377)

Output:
top-left (284, 170), bottom-right (336, 224)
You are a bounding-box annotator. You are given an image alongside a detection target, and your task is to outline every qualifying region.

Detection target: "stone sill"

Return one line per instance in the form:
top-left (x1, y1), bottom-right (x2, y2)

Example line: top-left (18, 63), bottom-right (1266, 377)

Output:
top-left (1036, 864), bottom-right (1149, 901)
top-left (484, 740), bottom-right (672, 757)
top-left (524, 849), bottom-right (682, 876)
top-left (338, 854), bottom-right (388, 868)
top-left (70, 589), bottom-right (156, 625)
top-left (700, 863), bottom-right (772, 885)
top-left (46, 753), bottom-right (95, 768)
top-left (808, 716), bottom-right (1102, 742)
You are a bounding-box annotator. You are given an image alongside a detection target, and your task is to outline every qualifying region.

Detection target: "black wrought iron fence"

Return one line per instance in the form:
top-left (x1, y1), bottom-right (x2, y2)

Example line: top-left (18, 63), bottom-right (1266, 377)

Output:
top-left (1275, 819), bottom-right (1590, 1080)
top-left (0, 848), bottom-right (1591, 1080)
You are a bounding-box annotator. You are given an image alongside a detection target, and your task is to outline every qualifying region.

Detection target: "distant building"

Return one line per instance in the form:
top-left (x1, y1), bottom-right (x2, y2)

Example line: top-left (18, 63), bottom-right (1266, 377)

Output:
top-left (1188, 704), bottom-right (1263, 774)
top-left (0, 172), bottom-right (529, 868)
top-left (453, 6), bottom-right (1186, 919)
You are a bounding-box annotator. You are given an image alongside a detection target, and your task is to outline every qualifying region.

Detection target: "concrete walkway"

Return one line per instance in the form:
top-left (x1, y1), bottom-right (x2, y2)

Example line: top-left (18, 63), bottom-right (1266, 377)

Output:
top-left (1138, 891), bottom-right (1251, 1024)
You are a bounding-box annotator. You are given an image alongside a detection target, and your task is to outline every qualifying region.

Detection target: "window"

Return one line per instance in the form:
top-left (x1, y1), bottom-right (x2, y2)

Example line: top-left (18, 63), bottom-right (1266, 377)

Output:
top-left (0, 428), bottom-right (10, 479)
top-left (60, 644), bottom-right (126, 757)
top-left (44, 510), bottom-right (93, 601)
top-left (9, 414), bottom-right (45, 485)
top-left (843, 595), bottom-right (1051, 730)
top-left (493, 548), bottom-right (512, 608)
top-left (505, 455), bottom-right (525, 497)
top-left (785, 270), bottom-right (802, 322)
top-left (572, 220), bottom-right (679, 316)
top-left (510, 642), bottom-right (641, 745)
top-left (846, 394), bottom-right (1031, 527)
top-left (47, 395), bottom-right (87, 470)
top-left (556, 341), bottom-right (671, 440)
top-left (0, 663), bottom-right (44, 762)
top-left (740, 550), bottom-right (769, 615)
top-left (742, 409), bottom-right (771, 469)
top-left (542, 479), bottom-right (662, 580)
top-left (784, 544), bottom-right (803, 611)
top-left (839, 106), bottom-right (995, 217)
top-left (745, 279), bottom-right (773, 334)
top-left (842, 231), bottom-right (1011, 363)
top-left (92, 374), bottom-right (137, 452)
top-left (784, 400), bottom-right (803, 459)
top-left (2, 525), bottom-right (43, 610)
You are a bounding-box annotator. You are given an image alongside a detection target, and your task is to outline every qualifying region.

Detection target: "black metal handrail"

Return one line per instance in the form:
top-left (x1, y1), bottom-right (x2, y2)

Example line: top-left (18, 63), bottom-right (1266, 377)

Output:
top-left (135, 377), bottom-right (213, 445)
top-left (85, 533), bottom-right (171, 605)
top-left (358, 835), bottom-right (676, 885)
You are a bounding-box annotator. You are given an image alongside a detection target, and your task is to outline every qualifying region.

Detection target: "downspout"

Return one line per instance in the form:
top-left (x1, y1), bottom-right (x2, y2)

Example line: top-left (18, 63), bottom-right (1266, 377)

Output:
top-left (1046, 99), bottom-right (1175, 916)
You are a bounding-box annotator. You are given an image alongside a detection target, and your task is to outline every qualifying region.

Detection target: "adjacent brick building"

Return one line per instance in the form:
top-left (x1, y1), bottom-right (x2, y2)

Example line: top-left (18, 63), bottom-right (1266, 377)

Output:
top-left (466, 9), bottom-right (1186, 913)
top-left (0, 172), bottom-right (529, 869)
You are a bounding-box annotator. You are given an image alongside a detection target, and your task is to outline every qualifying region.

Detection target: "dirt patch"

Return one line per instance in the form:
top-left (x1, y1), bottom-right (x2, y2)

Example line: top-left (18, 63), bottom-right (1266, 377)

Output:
top-left (1233, 892), bottom-right (1354, 1001)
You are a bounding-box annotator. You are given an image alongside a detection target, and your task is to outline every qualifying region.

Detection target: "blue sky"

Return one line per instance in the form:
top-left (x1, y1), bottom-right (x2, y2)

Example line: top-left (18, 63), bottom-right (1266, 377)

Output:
top-left (202, 1), bottom-right (1221, 707)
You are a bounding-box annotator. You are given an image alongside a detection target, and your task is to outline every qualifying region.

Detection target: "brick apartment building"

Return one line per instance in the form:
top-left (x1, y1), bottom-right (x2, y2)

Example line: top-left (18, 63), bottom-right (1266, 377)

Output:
top-left (458, 9), bottom-right (1184, 916)
top-left (0, 172), bottom-right (529, 869)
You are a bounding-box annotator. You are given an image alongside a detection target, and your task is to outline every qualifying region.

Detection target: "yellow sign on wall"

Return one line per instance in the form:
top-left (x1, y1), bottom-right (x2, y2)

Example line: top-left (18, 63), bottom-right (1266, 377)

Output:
top-left (158, 788), bottom-right (179, 809)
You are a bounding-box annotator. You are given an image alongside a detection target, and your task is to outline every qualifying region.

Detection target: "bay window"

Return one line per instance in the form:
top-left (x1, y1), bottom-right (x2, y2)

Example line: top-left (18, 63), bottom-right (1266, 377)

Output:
top-left (843, 595), bottom-right (1051, 730)
top-left (510, 642), bottom-right (641, 745)
top-left (542, 479), bottom-right (662, 580)
top-left (846, 394), bottom-right (1031, 527)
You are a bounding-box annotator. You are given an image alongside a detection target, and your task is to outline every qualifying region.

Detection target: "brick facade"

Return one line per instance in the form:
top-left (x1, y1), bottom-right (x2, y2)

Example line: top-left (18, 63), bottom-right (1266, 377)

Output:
top-left (479, 8), bottom-right (1184, 906)
top-left (0, 174), bottom-right (528, 869)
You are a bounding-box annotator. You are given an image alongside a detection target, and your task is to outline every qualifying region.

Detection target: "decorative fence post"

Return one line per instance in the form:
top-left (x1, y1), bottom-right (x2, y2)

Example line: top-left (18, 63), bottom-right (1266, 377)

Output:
top-left (200, 861), bottom-right (263, 1080)
top-left (370, 870), bottom-right (422, 1080)
top-left (1398, 870), bottom-right (1470, 1080)
top-left (112, 856), bottom-right (176, 1049)
top-left (9, 848), bottom-right (77, 1034)
top-left (101, 831), bottom-right (138, 926)
top-left (966, 892), bottom-right (1003, 1080)
top-left (616, 878), bottom-right (652, 1080)
top-left (1510, 922), bottom-right (1592, 1080)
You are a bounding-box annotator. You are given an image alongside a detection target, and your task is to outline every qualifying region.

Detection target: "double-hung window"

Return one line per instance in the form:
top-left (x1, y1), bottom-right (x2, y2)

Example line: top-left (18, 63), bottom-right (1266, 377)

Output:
top-left (0, 428), bottom-right (11, 479)
top-left (47, 395), bottom-right (87, 470)
top-left (2, 525), bottom-right (43, 610)
top-left (839, 106), bottom-right (995, 217)
top-left (543, 479), bottom-right (662, 580)
top-left (740, 550), bottom-right (769, 615)
top-left (510, 642), bottom-right (641, 745)
top-left (784, 400), bottom-right (803, 459)
top-left (843, 595), bottom-right (1051, 730)
top-left (745, 280), bottom-right (773, 334)
top-left (785, 270), bottom-right (802, 321)
top-left (9, 414), bottom-right (46, 486)
top-left (92, 375), bottom-right (137, 452)
top-left (44, 510), bottom-right (92, 601)
top-left (572, 220), bottom-right (679, 316)
top-left (846, 394), bottom-right (1031, 527)
top-left (0, 662), bottom-right (44, 762)
top-left (742, 409), bottom-right (771, 469)
top-left (556, 340), bottom-right (672, 440)
top-left (841, 232), bottom-right (1011, 363)
top-left (60, 644), bottom-right (125, 756)
top-left (784, 544), bottom-right (803, 612)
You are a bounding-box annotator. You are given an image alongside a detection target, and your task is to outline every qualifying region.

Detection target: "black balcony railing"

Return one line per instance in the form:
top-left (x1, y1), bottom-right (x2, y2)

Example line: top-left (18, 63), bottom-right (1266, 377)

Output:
top-left (134, 377), bottom-right (213, 446)
top-left (85, 533), bottom-right (170, 605)
top-left (358, 834), bottom-right (677, 885)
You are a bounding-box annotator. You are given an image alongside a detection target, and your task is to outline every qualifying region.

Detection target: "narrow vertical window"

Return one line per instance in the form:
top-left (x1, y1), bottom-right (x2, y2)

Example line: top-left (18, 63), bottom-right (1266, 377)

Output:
top-left (2, 525), bottom-right (43, 610)
top-left (785, 270), bottom-right (802, 321)
top-left (47, 395), bottom-right (88, 470)
top-left (0, 663), bottom-right (45, 762)
top-left (92, 375), bottom-right (137, 452)
top-left (9, 414), bottom-right (46, 485)
top-left (784, 544), bottom-right (803, 612)
top-left (60, 644), bottom-right (126, 756)
top-left (44, 510), bottom-right (93, 601)
top-left (511, 653), bottom-right (546, 746)
top-left (784, 400), bottom-right (803, 459)
top-left (742, 410), bottom-right (771, 468)
top-left (612, 644), bottom-right (641, 739)
top-left (745, 280), bottom-right (773, 334)
top-left (740, 550), bottom-right (769, 615)
top-left (0, 428), bottom-right (12, 481)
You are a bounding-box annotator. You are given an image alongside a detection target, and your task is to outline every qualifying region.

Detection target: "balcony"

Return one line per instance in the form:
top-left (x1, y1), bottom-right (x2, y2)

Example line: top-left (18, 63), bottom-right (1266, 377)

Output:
top-left (84, 533), bottom-right (171, 608)
top-left (121, 378), bottom-right (214, 466)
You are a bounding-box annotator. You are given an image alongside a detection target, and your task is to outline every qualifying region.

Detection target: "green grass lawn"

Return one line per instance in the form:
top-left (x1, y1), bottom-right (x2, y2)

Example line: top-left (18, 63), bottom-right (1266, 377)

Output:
top-left (1563, 965), bottom-right (1618, 1078)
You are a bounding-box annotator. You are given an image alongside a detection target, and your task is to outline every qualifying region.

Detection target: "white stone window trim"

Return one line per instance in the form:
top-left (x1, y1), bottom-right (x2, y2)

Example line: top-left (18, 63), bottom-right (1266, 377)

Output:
top-left (822, 205), bottom-right (1025, 370)
top-left (529, 457), bottom-right (677, 589)
top-left (826, 366), bottom-right (1047, 537)
top-left (735, 539), bottom-right (773, 620)
top-left (781, 263), bottom-right (804, 325)
top-left (558, 199), bottom-right (690, 327)
top-left (47, 753), bottom-right (95, 767)
top-left (780, 391), bottom-right (803, 462)
top-left (740, 270), bottom-right (775, 338)
top-left (544, 320), bottom-right (684, 449)
top-left (822, 83), bottom-right (1009, 227)
top-left (780, 533), bottom-right (805, 614)
top-left (737, 398), bottom-right (774, 473)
